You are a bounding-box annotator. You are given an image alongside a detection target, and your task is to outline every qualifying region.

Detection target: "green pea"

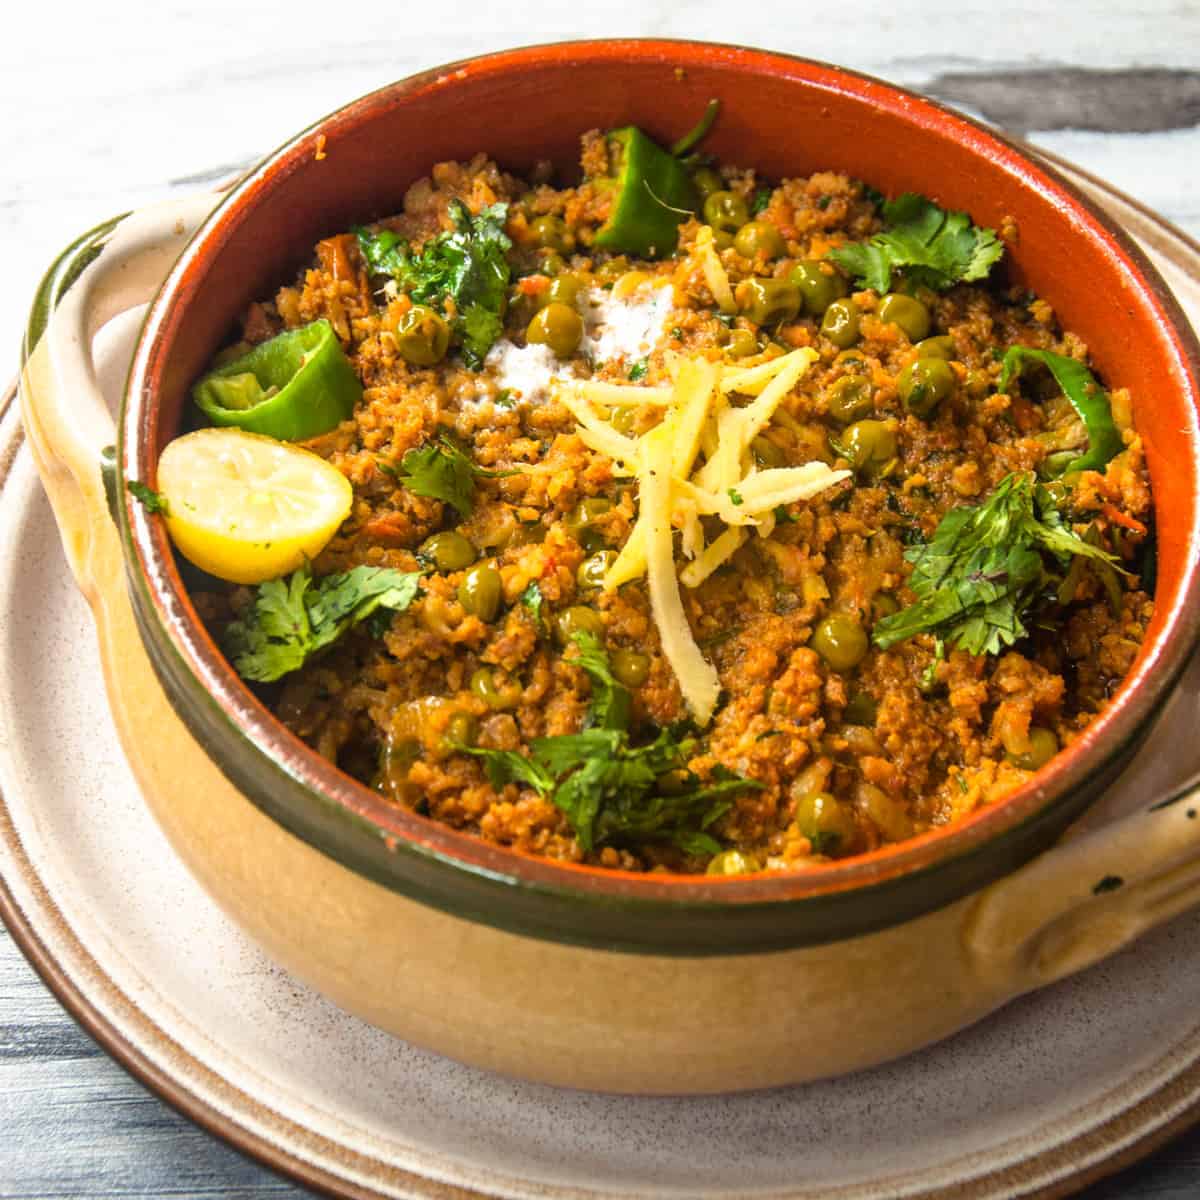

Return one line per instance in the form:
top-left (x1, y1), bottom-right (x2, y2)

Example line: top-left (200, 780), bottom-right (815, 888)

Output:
top-left (811, 613), bottom-right (869, 672)
top-left (706, 849), bottom-right (762, 876)
top-left (577, 550), bottom-right (616, 593)
top-left (916, 335), bottom-right (956, 359)
top-left (839, 419), bottom-right (896, 475)
top-left (726, 328), bottom-right (759, 359)
top-left (457, 563), bottom-right (503, 622)
top-left (565, 497), bottom-right (613, 551)
top-left (1040, 450), bottom-right (1079, 480)
top-left (751, 435), bottom-right (786, 468)
top-left (820, 298), bottom-right (861, 348)
top-left (395, 304), bottom-right (451, 366)
top-left (469, 667), bottom-right (522, 710)
top-left (733, 220), bottom-right (786, 260)
top-left (611, 407), bottom-right (637, 435)
top-left (898, 357), bottom-right (956, 417)
top-left (594, 257), bottom-right (629, 284)
top-left (790, 260), bottom-right (848, 316)
top-left (555, 605), bottom-right (604, 645)
top-left (444, 711), bottom-right (478, 749)
top-left (703, 190), bottom-right (750, 233)
top-left (739, 278), bottom-right (802, 326)
top-left (419, 530), bottom-right (476, 572)
top-left (691, 166), bottom-right (723, 201)
top-left (530, 214), bottom-right (575, 253)
top-left (843, 691), bottom-right (878, 726)
top-left (544, 273), bottom-right (584, 308)
top-left (611, 647), bottom-right (651, 687)
top-left (877, 293), bottom-right (932, 342)
top-left (527, 302), bottom-right (583, 358)
top-left (793, 791), bottom-right (857, 856)
top-left (871, 592), bottom-right (900, 619)
top-left (826, 376), bottom-right (872, 424)
top-left (1007, 726), bottom-right (1059, 771)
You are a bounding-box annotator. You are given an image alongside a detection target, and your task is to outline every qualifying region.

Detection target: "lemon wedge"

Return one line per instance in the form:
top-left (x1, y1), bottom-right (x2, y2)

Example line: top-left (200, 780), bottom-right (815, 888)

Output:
top-left (156, 428), bottom-right (353, 584)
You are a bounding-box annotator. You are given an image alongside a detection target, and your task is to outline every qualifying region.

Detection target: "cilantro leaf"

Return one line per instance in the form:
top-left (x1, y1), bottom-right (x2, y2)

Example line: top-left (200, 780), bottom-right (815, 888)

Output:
top-left (520, 580), bottom-right (548, 636)
top-left (463, 635), bottom-right (760, 855)
top-left (392, 438), bottom-right (478, 514)
top-left (354, 200), bottom-right (511, 369)
top-left (224, 564), bottom-right (422, 682)
top-left (628, 358), bottom-right (648, 382)
top-left (127, 480), bottom-right (170, 515)
top-left (873, 472), bottom-right (1121, 658)
top-left (829, 192), bottom-right (1003, 293)
top-left (570, 630), bottom-right (631, 732)
top-left (387, 436), bottom-right (518, 516)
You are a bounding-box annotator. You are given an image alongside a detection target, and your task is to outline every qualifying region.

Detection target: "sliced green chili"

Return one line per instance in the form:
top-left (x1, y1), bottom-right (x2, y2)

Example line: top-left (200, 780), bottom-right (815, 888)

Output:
top-left (998, 347), bottom-right (1122, 476)
top-left (593, 128), bottom-right (699, 258)
top-left (193, 319), bottom-right (361, 441)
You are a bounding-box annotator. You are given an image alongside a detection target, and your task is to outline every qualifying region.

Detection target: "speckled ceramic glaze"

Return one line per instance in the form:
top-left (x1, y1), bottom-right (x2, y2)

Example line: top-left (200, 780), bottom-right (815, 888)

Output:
top-left (16, 42), bottom-right (1200, 1096)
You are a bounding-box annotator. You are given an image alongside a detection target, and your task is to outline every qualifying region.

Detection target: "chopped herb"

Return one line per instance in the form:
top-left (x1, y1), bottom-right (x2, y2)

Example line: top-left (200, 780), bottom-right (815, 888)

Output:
top-left (830, 192), bottom-right (1003, 293)
top-left (955, 774), bottom-right (969, 795)
top-left (127, 480), bottom-right (170, 515)
top-left (860, 183), bottom-right (885, 210)
top-left (520, 580), bottom-right (548, 636)
top-left (354, 200), bottom-right (511, 368)
top-left (816, 195), bottom-right (833, 211)
top-left (773, 504), bottom-right (798, 524)
top-left (728, 487), bottom-right (744, 507)
top-left (873, 472), bottom-right (1121, 658)
top-left (628, 358), bottom-right (649, 382)
top-left (384, 436), bottom-right (517, 516)
top-left (751, 186), bottom-right (773, 214)
top-left (224, 564), bottom-right (422, 682)
top-left (755, 729), bottom-right (781, 742)
top-left (919, 638), bottom-right (945, 692)
top-left (463, 632), bottom-right (759, 853)
top-left (670, 326), bottom-right (684, 340)
top-left (809, 831), bottom-right (842, 856)
top-left (494, 387), bottom-right (516, 408)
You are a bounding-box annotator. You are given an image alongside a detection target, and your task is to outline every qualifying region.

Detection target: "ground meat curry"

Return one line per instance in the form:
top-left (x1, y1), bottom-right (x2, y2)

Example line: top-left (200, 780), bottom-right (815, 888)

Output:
top-left (162, 114), bottom-right (1155, 876)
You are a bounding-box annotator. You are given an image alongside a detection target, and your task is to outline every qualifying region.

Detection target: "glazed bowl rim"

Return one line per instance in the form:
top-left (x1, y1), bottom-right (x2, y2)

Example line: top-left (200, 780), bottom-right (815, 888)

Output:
top-left (120, 38), bottom-right (1200, 916)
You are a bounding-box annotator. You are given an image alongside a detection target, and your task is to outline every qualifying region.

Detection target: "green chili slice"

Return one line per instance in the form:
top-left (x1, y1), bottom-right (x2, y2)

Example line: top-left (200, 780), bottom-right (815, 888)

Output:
top-left (593, 127), bottom-right (699, 258)
top-left (192, 319), bottom-right (361, 441)
top-left (998, 346), bottom-right (1122, 476)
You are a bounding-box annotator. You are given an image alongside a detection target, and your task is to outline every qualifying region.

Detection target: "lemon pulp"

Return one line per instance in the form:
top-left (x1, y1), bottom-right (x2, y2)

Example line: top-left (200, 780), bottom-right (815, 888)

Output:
top-left (155, 428), bottom-right (353, 584)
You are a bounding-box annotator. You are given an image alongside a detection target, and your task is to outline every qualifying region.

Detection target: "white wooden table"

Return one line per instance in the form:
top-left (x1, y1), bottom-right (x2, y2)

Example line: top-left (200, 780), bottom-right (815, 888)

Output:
top-left (3, 2), bottom-right (1199, 1195)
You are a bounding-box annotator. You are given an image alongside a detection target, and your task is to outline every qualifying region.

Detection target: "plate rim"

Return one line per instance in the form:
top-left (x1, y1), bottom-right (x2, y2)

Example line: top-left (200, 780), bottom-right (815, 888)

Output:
top-left (3, 150), bottom-right (1200, 1199)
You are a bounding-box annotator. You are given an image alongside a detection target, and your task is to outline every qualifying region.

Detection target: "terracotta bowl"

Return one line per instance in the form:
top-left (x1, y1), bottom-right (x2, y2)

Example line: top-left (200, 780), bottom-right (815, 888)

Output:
top-left (19, 40), bottom-right (1200, 1092)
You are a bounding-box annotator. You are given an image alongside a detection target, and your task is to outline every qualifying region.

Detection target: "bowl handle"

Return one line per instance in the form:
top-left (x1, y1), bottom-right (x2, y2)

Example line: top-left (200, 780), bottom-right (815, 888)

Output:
top-left (19, 193), bottom-right (219, 597)
top-left (965, 773), bottom-right (1200, 989)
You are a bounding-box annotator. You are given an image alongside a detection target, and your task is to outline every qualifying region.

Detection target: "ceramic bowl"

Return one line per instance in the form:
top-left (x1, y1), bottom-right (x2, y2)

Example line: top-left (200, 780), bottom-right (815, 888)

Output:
top-left (19, 40), bottom-right (1200, 1092)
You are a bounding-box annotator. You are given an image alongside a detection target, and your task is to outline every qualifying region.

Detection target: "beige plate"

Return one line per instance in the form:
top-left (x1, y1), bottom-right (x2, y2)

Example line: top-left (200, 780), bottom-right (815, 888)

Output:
top-left (3, 154), bottom-right (1200, 1199)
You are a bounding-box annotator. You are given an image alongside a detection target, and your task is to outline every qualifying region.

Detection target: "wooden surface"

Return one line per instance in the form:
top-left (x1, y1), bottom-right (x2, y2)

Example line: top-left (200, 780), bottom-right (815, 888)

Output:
top-left (4, 1), bottom-right (1200, 1195)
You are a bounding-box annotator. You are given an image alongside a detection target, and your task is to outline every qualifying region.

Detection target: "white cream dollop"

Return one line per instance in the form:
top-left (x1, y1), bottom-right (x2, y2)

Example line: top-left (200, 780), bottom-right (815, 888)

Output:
top-left (581, 285), bottom-right (673, 365)
top-left (483, 339), bottom-right (576, 405)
